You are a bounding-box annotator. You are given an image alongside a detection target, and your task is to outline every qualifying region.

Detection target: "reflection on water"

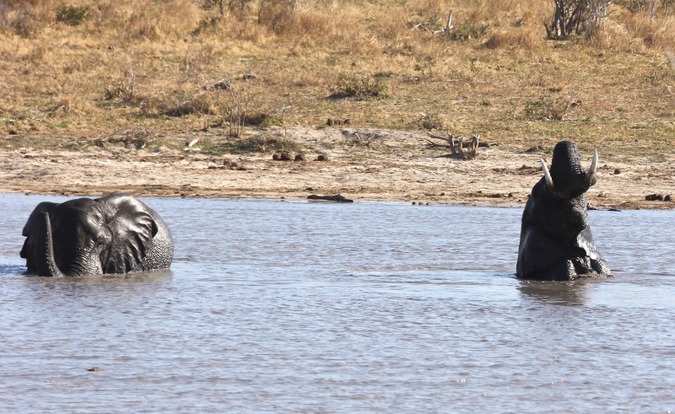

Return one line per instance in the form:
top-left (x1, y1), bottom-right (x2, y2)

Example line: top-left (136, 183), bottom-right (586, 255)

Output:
top-left (517, 279), bottom-right (594, 305)
top-left (0, 193), bottom-right (673, 413)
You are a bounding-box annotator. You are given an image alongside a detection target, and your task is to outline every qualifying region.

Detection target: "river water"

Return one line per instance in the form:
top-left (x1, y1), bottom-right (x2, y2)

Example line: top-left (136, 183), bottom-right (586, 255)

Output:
top-left (0, 193), bottom-right (673, 413)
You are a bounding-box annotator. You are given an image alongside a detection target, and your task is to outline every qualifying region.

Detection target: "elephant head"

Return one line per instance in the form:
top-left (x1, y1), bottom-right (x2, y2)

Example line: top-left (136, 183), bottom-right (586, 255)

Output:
top-left (21, 192), bottom-right (173, 276)
top-left (516, 141), bottom-right (611, 280)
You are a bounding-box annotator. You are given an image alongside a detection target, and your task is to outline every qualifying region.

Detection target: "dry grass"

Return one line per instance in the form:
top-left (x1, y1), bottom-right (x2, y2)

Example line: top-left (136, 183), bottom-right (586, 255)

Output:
top-left (0, 0), bottom-right (673, 157)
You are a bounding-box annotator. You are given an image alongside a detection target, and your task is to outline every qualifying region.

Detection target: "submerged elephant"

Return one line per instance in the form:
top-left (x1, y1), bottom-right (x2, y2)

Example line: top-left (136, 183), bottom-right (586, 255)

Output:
top-left (21, 192), bottom-right (173, 276)
top-left (516, 141), bottom-right (611, 281)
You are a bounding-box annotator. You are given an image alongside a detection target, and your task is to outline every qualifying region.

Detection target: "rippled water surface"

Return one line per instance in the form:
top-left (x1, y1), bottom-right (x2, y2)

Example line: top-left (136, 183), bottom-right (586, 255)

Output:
top-left (1, 193), bottom-right (673, 413)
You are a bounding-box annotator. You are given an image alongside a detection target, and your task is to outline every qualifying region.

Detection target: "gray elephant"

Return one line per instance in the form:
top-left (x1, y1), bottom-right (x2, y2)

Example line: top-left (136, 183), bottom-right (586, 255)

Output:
top-left (20, 192), bottom-right (173, 276)
top-left (516, 141), bottom-right (611, 281)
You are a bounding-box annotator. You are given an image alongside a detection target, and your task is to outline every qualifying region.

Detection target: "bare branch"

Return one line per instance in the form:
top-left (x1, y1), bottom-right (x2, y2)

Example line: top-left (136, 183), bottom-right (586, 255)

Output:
top-left (424, 132), bottom-right (484, 159)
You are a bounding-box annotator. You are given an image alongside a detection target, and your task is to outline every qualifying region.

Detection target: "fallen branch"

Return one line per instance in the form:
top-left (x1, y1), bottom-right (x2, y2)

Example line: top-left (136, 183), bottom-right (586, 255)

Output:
top-left (307, 194), bottom-right (354, 203)
top-left (424, 132), bottom-right (485, 159)
top-left (412, 10), bottom-right (453, 36)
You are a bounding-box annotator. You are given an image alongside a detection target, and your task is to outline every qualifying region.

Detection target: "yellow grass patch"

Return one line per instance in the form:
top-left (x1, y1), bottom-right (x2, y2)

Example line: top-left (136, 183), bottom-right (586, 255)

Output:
top-left (0, 0), bottom-right (672, 156)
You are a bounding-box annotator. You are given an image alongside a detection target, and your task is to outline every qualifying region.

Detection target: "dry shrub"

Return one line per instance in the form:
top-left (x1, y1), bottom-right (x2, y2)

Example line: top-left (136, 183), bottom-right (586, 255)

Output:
top-left (409, 0), bottom-right (443, 22)
top-left (484, 31), bottom-right (512, 48)
top-left (0, 0), bottom-right (672, 143)
top-left (323, 5), bottom-right (385, 55)
top-left (290, 7), bottom-right (336, 41)
top-left (168, 93), bottom-right (219, 117)
top-left (453, 1), bottom-right (554, 43)
top-left (620, 11), bottom-right (675, 48)
top-left (330, 75), bottom-right (389, 100)
top-left (46, 95), bottom-right (92, 117)
top-left (484, 29), bottom-right (543, 49)
top-left (257, 0), bottom-right (296, 34)
top-left (615, 0), bottom-right (673, 14)
top-left (222, 135), bottom-right (303, 154)
top-left (222, 16), bottom-right (268, 44)
top-left (542, 0), bottom-right (673, 47)
top-left (468, 2), bottom-right (489, 23)
top-left (524, 95), bottom-right (581, 121)
top-left (586, 6), bottom-right (675, 51)
top-left (379, 6), bottom-right (411, 42)
top-left (588, 18), bottom-right (643, 50)
top-left (95, 0), bottom-right (202, 41)
top-left (0, 0), bottom-right (203, 40)
top-left (226, 0), bottom-right (253, 15)
top-left (144, 0), bottom-right (202, 40)
top-left (104, 82), bottom-right (142, 108)
top-left (411, 111), bottom-right (444, 130)
top-left (135, 89), bottom-right (222, 117)
top-left (252, 1), bottom-right (338, 44)
top-left (55, 4), bottom-right (91, 26)
top-left (462, 0), bottom-right (547, 30)
top-left (19, 44), bottom-right (47, 64)
top-left (0, 0), bottom-right (57, 37)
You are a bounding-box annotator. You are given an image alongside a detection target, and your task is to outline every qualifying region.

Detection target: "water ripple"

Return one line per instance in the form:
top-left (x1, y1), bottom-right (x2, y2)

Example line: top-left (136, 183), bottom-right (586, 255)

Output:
top-left (0, 195), bottom-right (673, 413)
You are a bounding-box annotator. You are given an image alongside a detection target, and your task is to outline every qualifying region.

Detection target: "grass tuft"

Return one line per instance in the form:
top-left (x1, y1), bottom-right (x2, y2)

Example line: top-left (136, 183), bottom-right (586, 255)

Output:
top-left (55, 4), bottom-right (91, 26)
top-left (218, 135), bottom-right (303, 155)
top-left (330, 75), bottom-right (389, 100)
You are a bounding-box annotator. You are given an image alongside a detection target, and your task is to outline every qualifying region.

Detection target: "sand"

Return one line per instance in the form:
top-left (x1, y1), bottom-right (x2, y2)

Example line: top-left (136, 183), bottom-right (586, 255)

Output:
top-left (1, 127), bottom-right (673, 210)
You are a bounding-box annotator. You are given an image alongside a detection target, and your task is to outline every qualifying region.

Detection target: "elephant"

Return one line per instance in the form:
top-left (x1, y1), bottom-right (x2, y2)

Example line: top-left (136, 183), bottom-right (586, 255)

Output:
top-left (516, 141), bottom-right (611, 281)
top-left (20, 192), bottom-right (173, 276)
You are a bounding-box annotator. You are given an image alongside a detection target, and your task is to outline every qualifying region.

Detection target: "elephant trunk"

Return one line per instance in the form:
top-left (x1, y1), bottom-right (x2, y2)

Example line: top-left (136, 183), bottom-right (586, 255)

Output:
top-left (37, 212), bottom-right (64, 277)
top-left (550, 141), bottom-right (583, 184)
top-left (541, 141), bottom-right (598, 195)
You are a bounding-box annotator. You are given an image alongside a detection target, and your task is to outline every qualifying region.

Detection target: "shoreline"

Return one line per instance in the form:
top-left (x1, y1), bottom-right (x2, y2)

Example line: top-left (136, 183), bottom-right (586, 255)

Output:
top-left (1, 127), bottom-right (673, 211)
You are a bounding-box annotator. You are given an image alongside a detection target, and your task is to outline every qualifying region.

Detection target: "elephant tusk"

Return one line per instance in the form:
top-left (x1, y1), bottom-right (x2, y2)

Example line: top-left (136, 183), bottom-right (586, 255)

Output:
top-left (585, 149), bottom-right (598, 185)
top-left (541, 159), bottom-right (554, 191)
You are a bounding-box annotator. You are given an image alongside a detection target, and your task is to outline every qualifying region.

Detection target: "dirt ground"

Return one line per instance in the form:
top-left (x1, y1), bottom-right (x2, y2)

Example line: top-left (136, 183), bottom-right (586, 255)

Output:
top-left (1, 127), bottom-right (673, 210)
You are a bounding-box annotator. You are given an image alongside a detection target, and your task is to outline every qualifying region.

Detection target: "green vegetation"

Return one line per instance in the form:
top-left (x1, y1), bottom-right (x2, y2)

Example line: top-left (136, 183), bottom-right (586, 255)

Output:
top-left (330, 75), bottom-right (389, 100)
top-left (55, 4), bottom-right (92, 26)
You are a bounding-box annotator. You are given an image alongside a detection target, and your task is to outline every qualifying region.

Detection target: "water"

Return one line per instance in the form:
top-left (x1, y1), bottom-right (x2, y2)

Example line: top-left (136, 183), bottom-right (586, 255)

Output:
top-left (0, 193), bottom-right (673, 413)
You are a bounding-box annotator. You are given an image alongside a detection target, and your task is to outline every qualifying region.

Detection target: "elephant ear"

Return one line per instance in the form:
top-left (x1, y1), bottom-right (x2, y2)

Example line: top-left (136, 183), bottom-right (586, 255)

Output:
top-left (98, 193), bottom-right (158, 273)
top-left (22, 202), bottom-right (57, 239)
